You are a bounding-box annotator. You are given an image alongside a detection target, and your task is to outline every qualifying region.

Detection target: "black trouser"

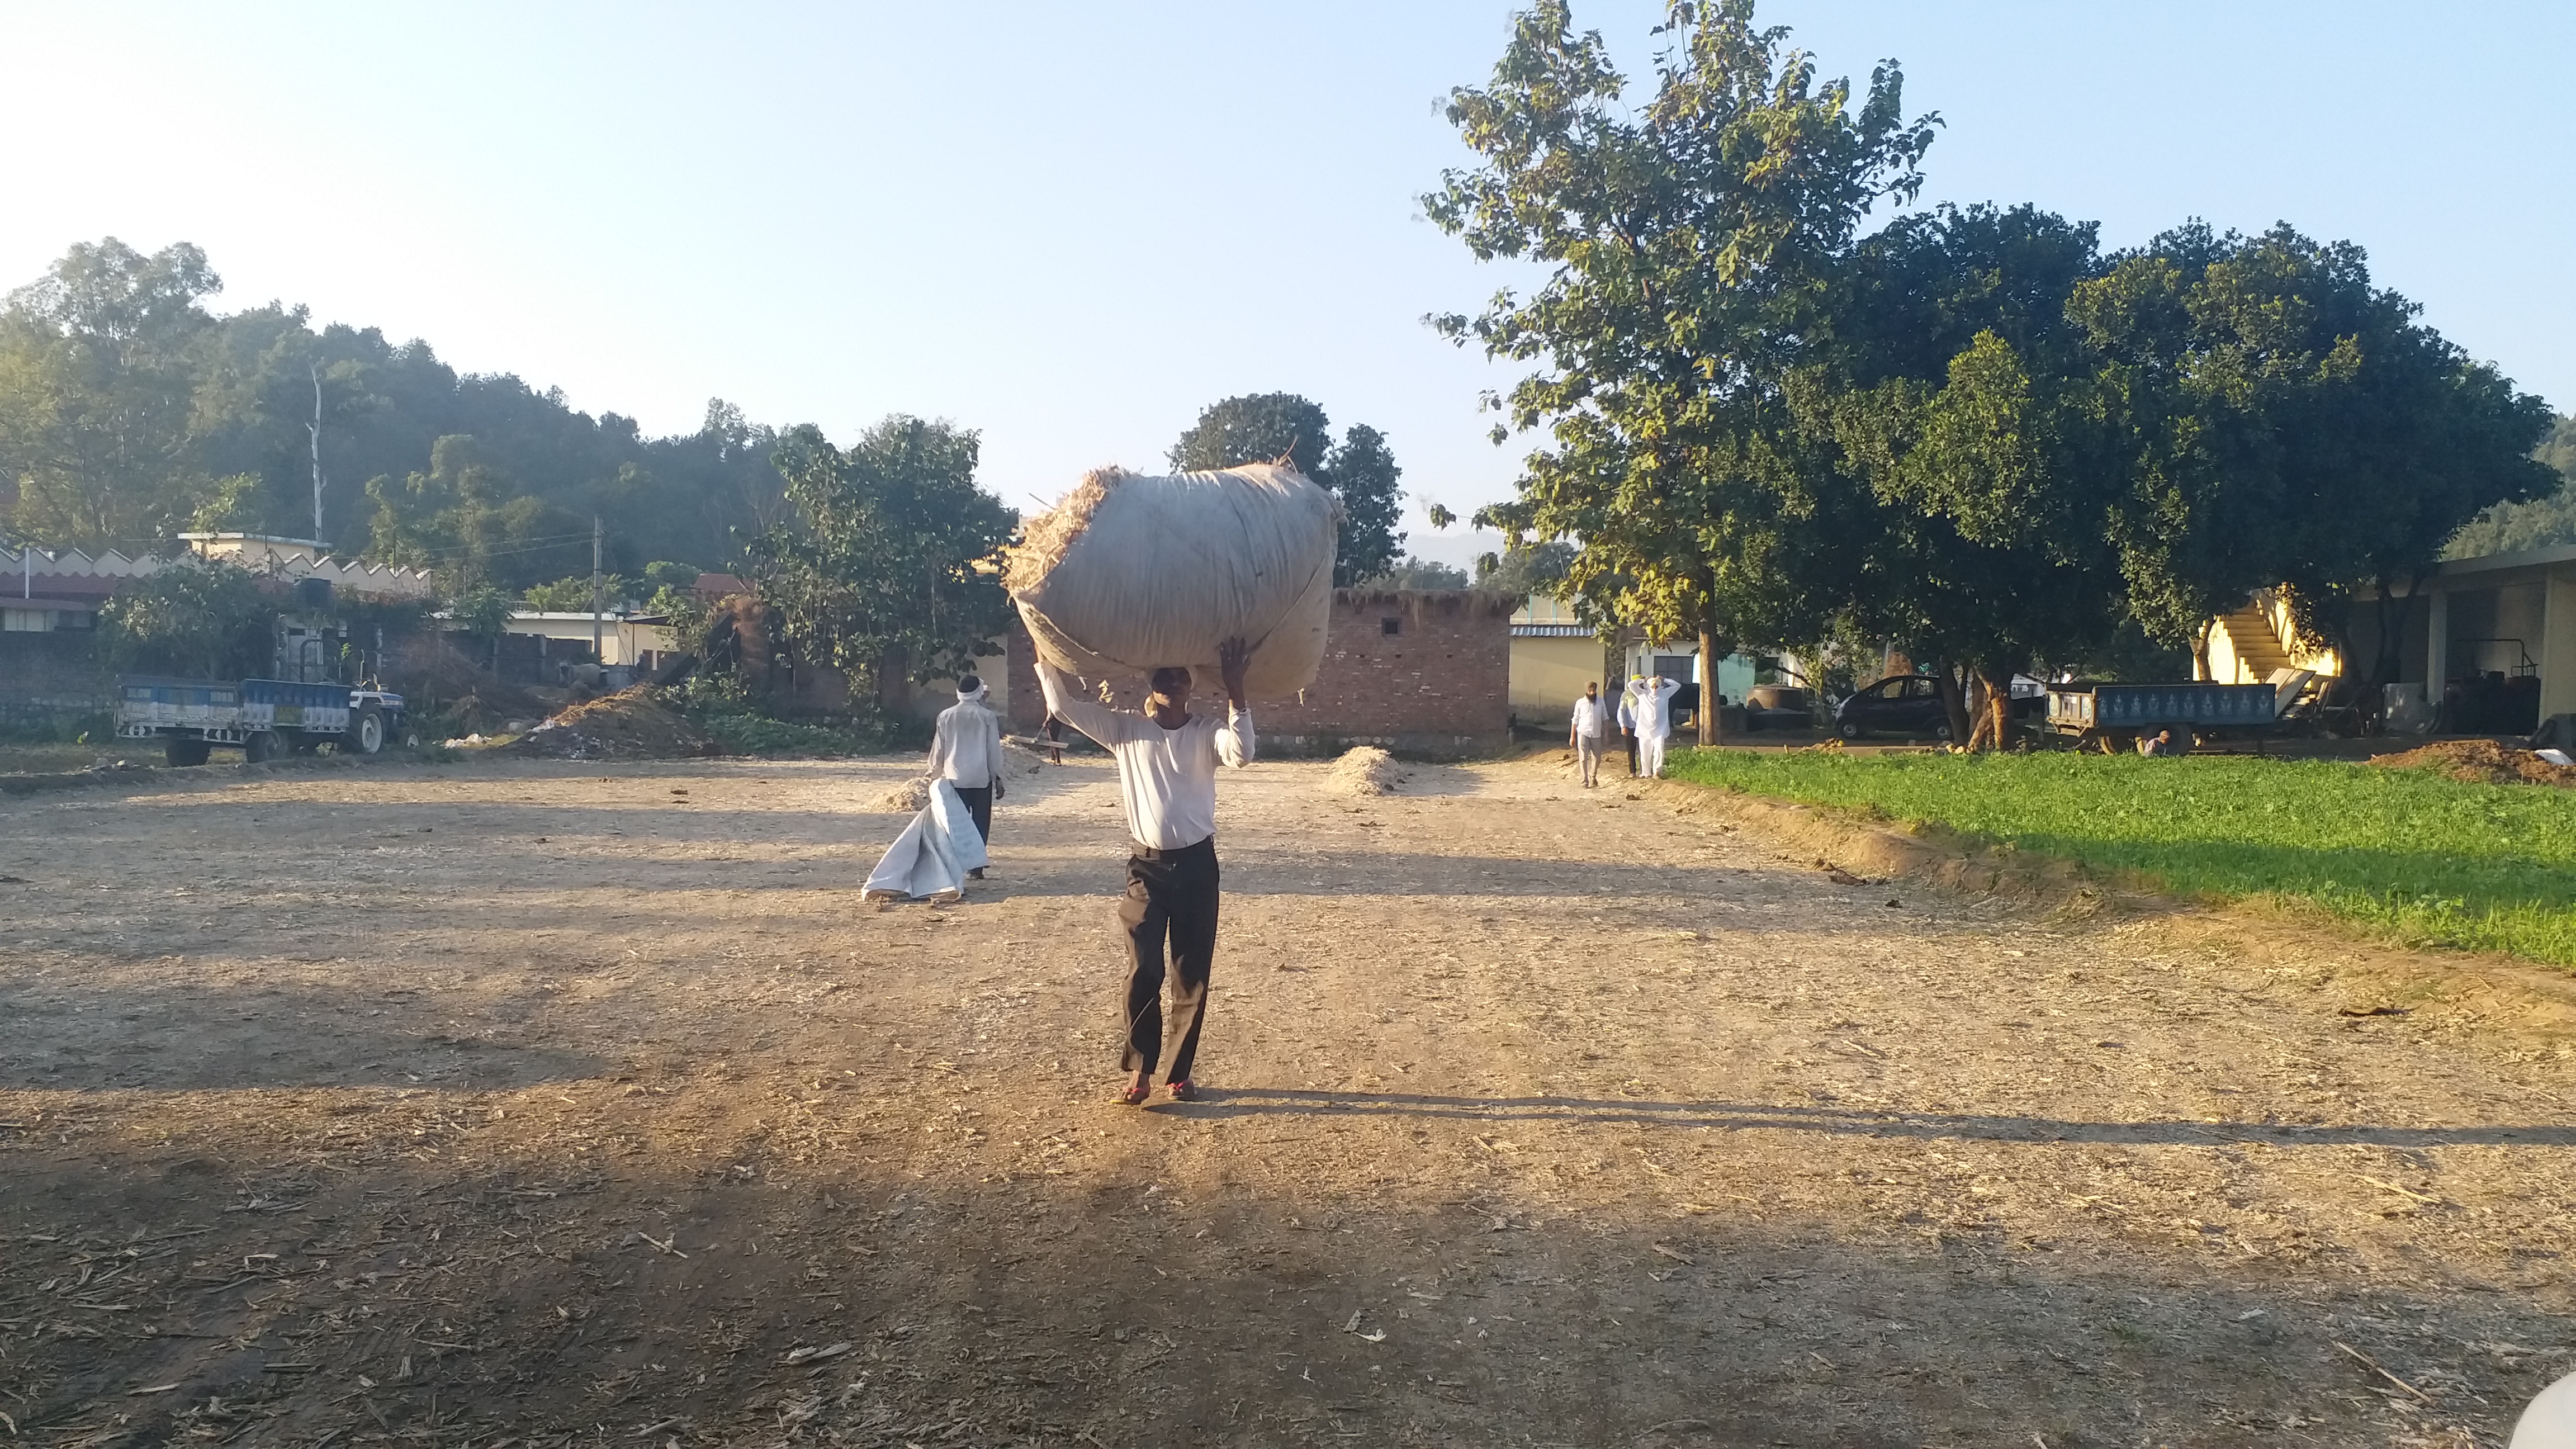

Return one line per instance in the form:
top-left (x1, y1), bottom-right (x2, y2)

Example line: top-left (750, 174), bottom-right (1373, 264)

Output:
top-left (1623, 728), bottom-right (1640, 776)
top-left (953, 785), bottom-right (993, 842)
top-left (1117, 836), bottom-right (1218, 1084)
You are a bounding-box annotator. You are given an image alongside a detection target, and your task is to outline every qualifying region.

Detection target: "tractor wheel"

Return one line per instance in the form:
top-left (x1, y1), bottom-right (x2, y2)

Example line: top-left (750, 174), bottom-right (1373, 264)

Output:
top-left (348, 704), bottom-right (386, 756)
top-left (165, 736), bottom-right (212, 768)
top-left (244, 731), bottom-right (278, 764)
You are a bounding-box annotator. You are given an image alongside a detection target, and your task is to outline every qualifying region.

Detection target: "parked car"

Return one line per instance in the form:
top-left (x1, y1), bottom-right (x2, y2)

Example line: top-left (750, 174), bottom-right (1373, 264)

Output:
top-left (1832, 675), bottom-right (1953, 740)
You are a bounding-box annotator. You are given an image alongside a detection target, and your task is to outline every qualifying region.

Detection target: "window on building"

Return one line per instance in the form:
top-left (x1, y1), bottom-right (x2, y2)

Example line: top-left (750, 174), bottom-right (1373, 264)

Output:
top-left (1381, 617), bottom-right (1401, 636)
top-left (3, 608), bottom-right (48, 632)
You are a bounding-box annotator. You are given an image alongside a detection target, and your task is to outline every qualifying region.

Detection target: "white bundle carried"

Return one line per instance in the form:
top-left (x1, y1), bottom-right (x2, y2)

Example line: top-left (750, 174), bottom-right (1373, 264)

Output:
top-left (1005, 463), bottom-right (1341, 700)
top-left (864, 780), bottom-right (988, 902)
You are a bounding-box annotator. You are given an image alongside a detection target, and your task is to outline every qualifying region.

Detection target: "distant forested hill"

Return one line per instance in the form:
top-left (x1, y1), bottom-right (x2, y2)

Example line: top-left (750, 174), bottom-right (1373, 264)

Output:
top-left (0, 239), bottom-right (788, 589)
top-left (2448, 413), bottom-right (2576, 558)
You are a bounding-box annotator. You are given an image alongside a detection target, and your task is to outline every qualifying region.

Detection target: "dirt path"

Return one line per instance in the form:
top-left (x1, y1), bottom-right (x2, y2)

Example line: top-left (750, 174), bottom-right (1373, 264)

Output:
top-left (3, 751), bottom-right (2572, 1447)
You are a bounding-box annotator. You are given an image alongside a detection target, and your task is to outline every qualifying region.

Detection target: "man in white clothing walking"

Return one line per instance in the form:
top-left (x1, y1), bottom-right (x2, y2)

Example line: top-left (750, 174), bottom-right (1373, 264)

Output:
top-left (1038, 638), bottom-right (1254, 1105)
top-left (1630, 673), bottom-right (1683, 779)
top-left (925, 673), bottom-right (1006, 878)
top-left (1569, 681), bottom-right (1609, 788)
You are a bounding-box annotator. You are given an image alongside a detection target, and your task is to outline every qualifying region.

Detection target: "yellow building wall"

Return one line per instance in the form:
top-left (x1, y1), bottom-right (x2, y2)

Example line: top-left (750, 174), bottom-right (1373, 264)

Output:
top-left (1510, 636), bottom-right (1607, 722)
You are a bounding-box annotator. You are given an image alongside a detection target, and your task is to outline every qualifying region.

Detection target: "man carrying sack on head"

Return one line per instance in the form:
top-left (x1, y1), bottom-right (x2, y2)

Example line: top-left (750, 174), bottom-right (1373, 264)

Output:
top-left (1038, 638), bottom-right (1254, 1105)
top-left (926, 673), bottom-right (1005, 879)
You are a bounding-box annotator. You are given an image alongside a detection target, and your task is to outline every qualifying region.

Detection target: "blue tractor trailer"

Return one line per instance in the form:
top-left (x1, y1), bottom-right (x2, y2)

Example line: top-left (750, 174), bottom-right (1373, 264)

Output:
top-left (117, 677), bottom-right (411, 766)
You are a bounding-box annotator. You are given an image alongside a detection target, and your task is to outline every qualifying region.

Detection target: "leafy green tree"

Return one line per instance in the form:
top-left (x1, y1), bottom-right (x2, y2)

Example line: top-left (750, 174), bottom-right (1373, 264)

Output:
top-left (2062, 223), bottom-right (2550, 690)
top-left (1361, 555), bottom-right (1473, 590)
top-left (1323, 424), bottom-right (1404, 584)
top-left (97, 557), bottom-right (276, 679)
top-left (751, 416), bottom-right (1016, 697)
top-left (0, 239), bottom-right (226, 547)
top-left (1168, 392), bottom-right (1407, 586)
top-left (2447, 416), bottom-right (2576, 556)
top-left (1, 240), bottom-right (793, 573)
top-left (1474, 539), bottom-right (1577, 596)
top-left (1169, 394), bottom-right (1333, 476)
top-left (1814, 203), bottom-right (2123, 745)
top-left (363, 435), bottom-right (590, 590)
top-left (523, 575), bottom-right (624, 611)
top-left (448, 584), bottom-right (516, 673)
top-left (1426, 0), bottom-right (1935, 743)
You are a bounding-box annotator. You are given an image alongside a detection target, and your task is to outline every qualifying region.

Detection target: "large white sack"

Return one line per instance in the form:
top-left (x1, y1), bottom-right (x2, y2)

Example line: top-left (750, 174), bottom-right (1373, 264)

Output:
top-left (1005, 463), bottom-right (1341, 700)
top-left (863, 780), bottom-right (987, 902)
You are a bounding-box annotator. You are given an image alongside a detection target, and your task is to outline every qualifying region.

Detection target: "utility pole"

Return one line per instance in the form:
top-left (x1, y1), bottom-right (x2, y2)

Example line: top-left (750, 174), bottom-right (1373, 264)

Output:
top-left (591, 514), bottom-right (605, 669)
top-left (309, 363), bottom-right (326, 543)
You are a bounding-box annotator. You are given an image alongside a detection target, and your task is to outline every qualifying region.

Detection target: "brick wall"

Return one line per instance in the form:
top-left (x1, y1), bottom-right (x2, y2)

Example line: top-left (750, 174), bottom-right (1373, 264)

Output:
top-left (1005, 589), bottom-right (1512, 756)
top-left (0, 632), bottom-right (114, 709)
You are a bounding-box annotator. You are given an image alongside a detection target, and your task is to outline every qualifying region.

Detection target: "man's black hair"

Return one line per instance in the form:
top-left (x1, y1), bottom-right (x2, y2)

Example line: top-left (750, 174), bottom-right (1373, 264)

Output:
top-left (957, 674), bottom-right (982, 694)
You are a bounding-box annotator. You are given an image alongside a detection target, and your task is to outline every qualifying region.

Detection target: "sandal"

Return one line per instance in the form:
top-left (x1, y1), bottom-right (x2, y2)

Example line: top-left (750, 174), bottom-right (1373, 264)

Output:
top-left (1117, 1079), bottom-right (1151, 1106)
top-left (1166, 1081), bottom-right (1196, 1102)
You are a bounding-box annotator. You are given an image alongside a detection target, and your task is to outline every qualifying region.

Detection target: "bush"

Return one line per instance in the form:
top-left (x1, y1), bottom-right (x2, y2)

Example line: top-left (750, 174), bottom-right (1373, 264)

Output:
top-left (97, 558), bottom-right (276, 679)
top-left (660, 677), bottom-right (925, 757)
top-left (522, 575), bottom-right (622, 612)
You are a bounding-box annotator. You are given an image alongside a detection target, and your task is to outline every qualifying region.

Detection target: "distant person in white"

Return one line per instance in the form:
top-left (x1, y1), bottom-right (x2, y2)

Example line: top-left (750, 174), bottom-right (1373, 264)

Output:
top-left (1616, 676), bottom-right (1641, 776)
top-left (925, 673), bottom-right (1005, 878)
top-left (1038, 638), bottom-right (1254, 1106)
top-left (1629, 673), bottom-right (1683, 778)
top-left (1569, 681), bottom-right (1609, 788)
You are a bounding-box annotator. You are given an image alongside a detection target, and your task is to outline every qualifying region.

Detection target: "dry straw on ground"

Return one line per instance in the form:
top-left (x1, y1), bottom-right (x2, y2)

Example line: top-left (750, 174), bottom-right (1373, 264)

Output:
top-left (874, 774), bottom-right (935, 812)
top-left (2370, 737), bottom-right (2576, 788)
top-left (1322, 744), bottom-right (1408, 795)
top-left (503, 687), bottom-right (714, 760)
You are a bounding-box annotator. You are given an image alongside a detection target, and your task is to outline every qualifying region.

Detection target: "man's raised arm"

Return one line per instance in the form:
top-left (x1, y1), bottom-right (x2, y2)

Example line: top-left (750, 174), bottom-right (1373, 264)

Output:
top-left (1037, 661), bottom-right (1132, 747)
top-left (1216, 636), bottom-right (1256, 768)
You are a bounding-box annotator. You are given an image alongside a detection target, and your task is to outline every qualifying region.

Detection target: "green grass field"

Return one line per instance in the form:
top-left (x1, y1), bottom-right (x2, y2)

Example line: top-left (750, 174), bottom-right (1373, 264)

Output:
top-left (1665, 747), bottom-right (2576, 967)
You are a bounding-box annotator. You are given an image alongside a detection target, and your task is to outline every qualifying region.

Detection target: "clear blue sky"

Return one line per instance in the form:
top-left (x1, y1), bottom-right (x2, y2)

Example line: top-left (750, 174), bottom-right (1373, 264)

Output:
top-left (3, 2), bottom-right (2566, 568)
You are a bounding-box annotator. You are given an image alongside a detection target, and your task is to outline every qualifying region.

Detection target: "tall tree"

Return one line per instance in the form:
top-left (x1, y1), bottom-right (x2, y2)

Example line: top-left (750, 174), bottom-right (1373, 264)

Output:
top-left (1169, 392), bottom-right (1407, 586)
top-left (1323, 423), bottom-right (1404, 584)
top-left (1812, 203), bottom-right (2122, 746)
top-left (2447, 414), bottom-right (2576, 557)
top-left (0, 239), bottom-right (226, 547)
top-left (0, 239), bottom-right (789, 575)
top-left (1426, 0), bottom-right (1936, 743)
top-left (751, 416), bottom-right (1017, 699)
top-left (362, 434), bottom-right (591, 591)
top-left (2077, 224), bottom-right (2555, 688)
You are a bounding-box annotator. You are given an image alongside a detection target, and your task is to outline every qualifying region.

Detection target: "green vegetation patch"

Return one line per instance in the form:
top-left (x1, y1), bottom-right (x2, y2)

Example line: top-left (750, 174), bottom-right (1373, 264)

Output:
top-left (685, 711), bottom-right (911, 760)
top-left (1666, 749), bottom-right (2576, 967)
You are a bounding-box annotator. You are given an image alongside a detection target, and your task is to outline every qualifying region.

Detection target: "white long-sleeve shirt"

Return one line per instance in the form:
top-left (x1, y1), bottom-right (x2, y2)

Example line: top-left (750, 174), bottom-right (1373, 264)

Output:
top-left (1571, 694), bottom-right (1608, 738)
top-left (1630, 677), bottom-right (1683, 738)
top-left (926, 695), bottom-right (1004, 788)
top-left (1038, 662), bottom-right (1252, 849)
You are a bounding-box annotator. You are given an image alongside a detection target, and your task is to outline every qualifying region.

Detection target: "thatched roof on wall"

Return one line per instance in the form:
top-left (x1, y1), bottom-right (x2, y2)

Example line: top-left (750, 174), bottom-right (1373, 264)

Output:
top-left (1331, 587), bottom-right (1521, 618)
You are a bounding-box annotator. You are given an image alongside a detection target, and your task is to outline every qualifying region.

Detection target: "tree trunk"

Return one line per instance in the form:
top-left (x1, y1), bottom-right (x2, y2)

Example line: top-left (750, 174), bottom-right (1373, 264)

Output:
top-left (1932, 662), bottom-right (1972, 745)
top-left (2370, 572), bottom-right (2421, 693)
top-left (1699, 625), bottom-right (1724, 746)
top-left (2191, 617), bottom-right (2216, 681)
top-left (1970, 664), bottom-right (2015, 751)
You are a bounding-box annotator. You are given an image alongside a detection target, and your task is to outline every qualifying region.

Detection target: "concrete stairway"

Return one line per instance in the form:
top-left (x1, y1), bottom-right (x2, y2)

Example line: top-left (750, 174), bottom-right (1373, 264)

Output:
top-left (2213, 600), bottom-right (2293, 683)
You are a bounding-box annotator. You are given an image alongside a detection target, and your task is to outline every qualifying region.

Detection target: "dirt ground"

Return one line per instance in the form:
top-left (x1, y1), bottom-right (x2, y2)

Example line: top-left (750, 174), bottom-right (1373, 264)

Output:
top-left (4, 749), bottom-right (2574, 1448)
